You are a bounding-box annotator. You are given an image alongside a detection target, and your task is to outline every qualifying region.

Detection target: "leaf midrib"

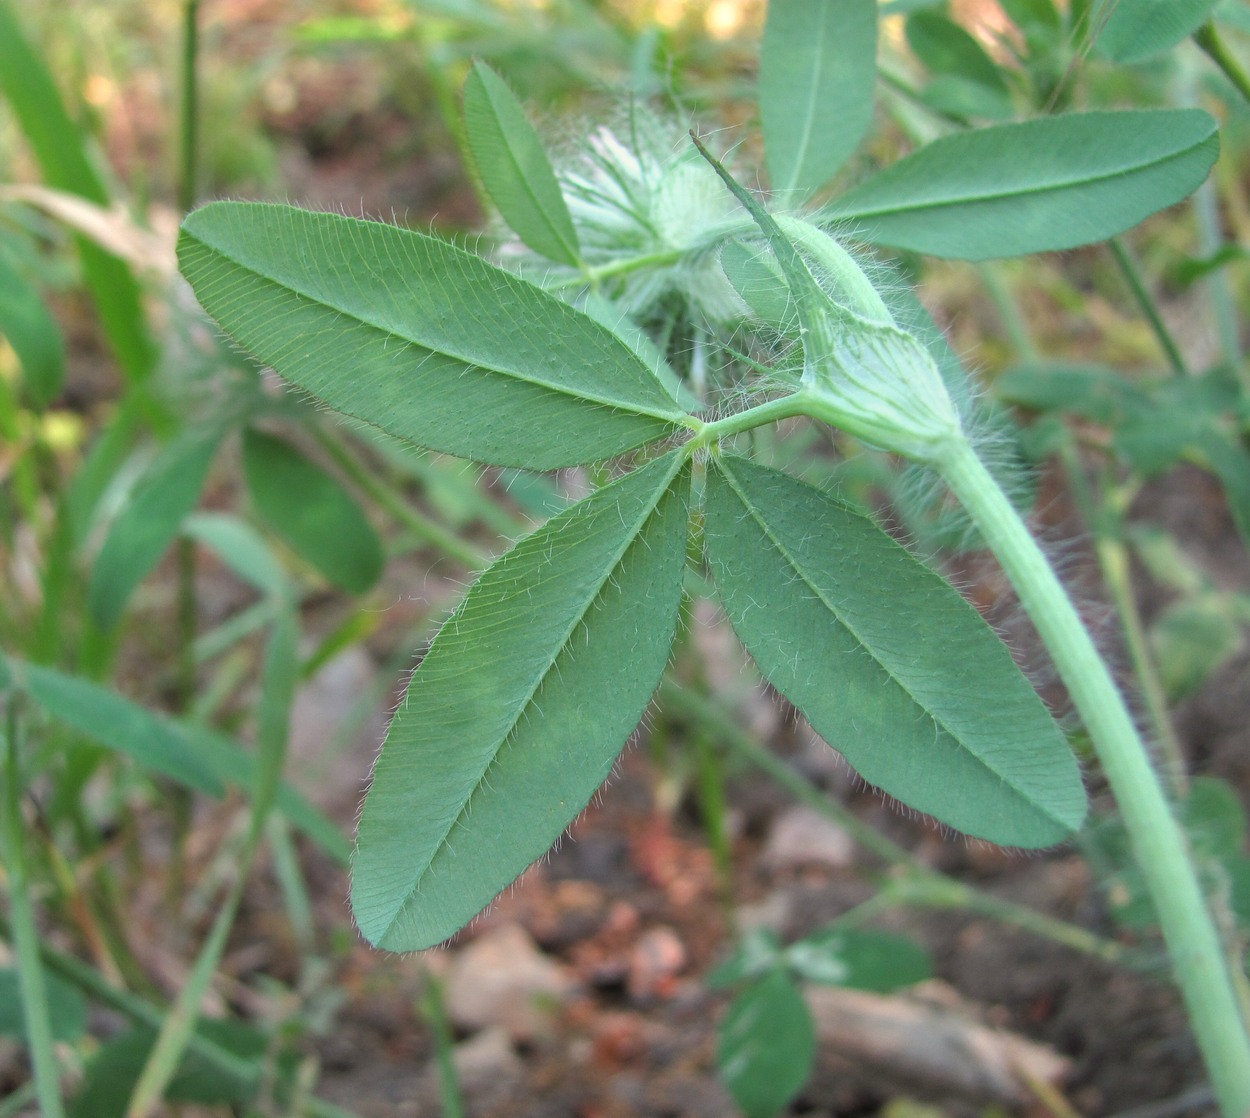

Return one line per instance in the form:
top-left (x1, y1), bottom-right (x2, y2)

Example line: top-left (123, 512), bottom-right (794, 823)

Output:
top-left (715, 459), bottom-right (1065, 826)
top-left (378, 455), bottom-right (685, 940)
top-left (833, 127), bottom-right (1212, 220)
top-left (182, 229), bottom-right (687, 425)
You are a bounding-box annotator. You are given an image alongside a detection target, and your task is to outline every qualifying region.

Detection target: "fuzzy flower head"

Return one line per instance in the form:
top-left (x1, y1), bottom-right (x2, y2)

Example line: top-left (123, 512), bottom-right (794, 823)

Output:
top-left (555, 116), bottom-right (747, 321)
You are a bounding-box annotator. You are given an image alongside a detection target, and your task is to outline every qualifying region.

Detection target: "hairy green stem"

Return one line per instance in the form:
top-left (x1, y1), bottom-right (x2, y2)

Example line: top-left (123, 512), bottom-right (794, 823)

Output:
top-left (936, 437), bottom-right (1250, 1116)
top-left (685, 393), bottom-right (814, 453)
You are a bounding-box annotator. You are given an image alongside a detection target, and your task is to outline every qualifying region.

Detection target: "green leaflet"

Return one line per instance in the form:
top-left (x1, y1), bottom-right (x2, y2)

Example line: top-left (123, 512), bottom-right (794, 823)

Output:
top-left (998, 0), bottom-right (1060, 31)
top-left (720, 238), bottom-right (796, 334)
top-left (0, 247), bottom-right (64, 407)
top-left (703, 455), bottom-right (1086, 848)
top-left (1096, 0), bottom-right (1220, 63)
top-left (0, 967), bottom-right (87, 1043)
top-left (464, 61), bottom-right (581, 267)
top-left (784, 928), bottom-right (932, 991)
top-left (718, 971), bottom-right (815, 1118)
top-left (828, 110), bottom-right (1219, 260)
top-left (88, 431), bottom-right (221, 630)
top-left (242, 428), bottom-right (384, 595)
top-left (760, 0), bottom-right (877, 200)
top-left (1151, 596), bottom-right (1245, 701)
top-left (352, 452), bottom-right (691, 951)
top-left (69, 1021), bottom-right (271, 1117)
top-left (905, 9), bottom-right (1015, 120)
top-left (177, 203), bottom-right (689, 470)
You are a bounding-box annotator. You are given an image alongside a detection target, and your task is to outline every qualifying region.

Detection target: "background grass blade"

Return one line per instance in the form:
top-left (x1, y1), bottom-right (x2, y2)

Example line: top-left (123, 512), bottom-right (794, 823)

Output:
top-left (178, 203), bottom-right (688, 470)
top-left (703, 455), bottom-right (1087, 848)
top-left (0, 2), bottom-right (155, 383)
top-left (760, 0), bottom-right (878, 201)
top-left (827, 110), bottom-right (1219, 259)
top-left (8, 657), bottom-right (348, 862)
top-left (0, 247), bottom-right (65, 408)
top-left (2, 711), bottom-right (68, 1118)
top-left (18, 663), bottom-right (225, 795)
top-left (88, 432), bottom-right (221, 630)
top-left (352, 453), bottom-right (691, 951)
top-left (464, 61), bottom-right (581, 267)
top-left (125, 610), bottom-right (298, 1118)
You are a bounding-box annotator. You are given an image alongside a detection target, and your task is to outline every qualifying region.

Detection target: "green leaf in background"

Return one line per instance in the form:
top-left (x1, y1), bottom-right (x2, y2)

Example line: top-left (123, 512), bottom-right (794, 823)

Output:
top-left (182, 512), bottom-right (289, 600)
top-left (0, 967), bottom-right (87, 1043)
top-left (16, 662), bottom-right (225, 795)
top-left (7, 656), bottom-right (347, 862)
top-left (1096, 0), bottom-right (1220, 63)
top-left (69, 1023), bottom-right (267, 1118)
top-left (0, 1), bottom-right (154, 382)
top-left (463, 61), bottom-right (581, 267)
top-left (1085, 776), bottom-right (1250, 931)
top-left (828, 110), bottom-right (1219, 259)
top-left (242, 428), bottom-right (384, 594)
top-left (718, 971), bottom-right (815, 1118)
top-left (1203, 434), bottom-right (1250, 552)
top-left (703, 456), bottom-right (1086, 848)
top-left (707, 928), bottom-right (785, 989)
top-left (720, 238), bottom-right (796, 334)
top-left (784, 928), bottom-right (931, 991)
top-left (1149, 596), bottom-right (1245, 700)
top-left (905, 9), bottom-right (1015, 120)
top-left (178, 203), bottom-right (689, 469)
top-left (352, 452), bottom-right (691, 951)
top-left (1183, 777), bottom-right (1248, 859)
top-left (996, 363), bottom-right (1151, 427)
top-left (998, 0), bottom-right (1061, 31)
top-left (760, 0), bottom-right (878, 201)
top-left (0, 247), bottom-right (64, 407)
top-left (88, 432), bottom-right (220, 629)
top-left (1112, 371), bottom-right (1237, 472)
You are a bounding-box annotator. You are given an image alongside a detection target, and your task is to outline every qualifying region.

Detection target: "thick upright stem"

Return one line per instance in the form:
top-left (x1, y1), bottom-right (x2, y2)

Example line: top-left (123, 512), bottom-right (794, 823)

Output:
top-left (936, 437), bottom-right (1250, 1117)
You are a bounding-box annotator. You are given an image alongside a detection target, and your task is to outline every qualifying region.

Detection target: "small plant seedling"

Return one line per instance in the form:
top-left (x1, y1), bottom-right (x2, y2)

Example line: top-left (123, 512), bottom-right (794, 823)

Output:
top-left (174, 1), bottom-right (1250, 1112)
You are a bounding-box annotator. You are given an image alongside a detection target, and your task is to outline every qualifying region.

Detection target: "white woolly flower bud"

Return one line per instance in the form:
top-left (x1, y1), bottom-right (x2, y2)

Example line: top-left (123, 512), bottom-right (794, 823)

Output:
top-left (554, 119), bottom-right (749, 321)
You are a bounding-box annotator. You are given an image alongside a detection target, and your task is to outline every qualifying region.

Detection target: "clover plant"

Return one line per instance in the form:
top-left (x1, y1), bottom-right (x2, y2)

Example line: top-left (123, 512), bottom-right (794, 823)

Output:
top-left (175, 0), bottom-right (1250, 1111)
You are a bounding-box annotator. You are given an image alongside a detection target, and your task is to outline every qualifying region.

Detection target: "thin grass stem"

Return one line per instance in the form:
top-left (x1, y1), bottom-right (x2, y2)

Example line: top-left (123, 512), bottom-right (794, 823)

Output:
top-left (2, 702), bottom-right (67, 1118)
top-left (1109, 238), bottom-right (1187, 377)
